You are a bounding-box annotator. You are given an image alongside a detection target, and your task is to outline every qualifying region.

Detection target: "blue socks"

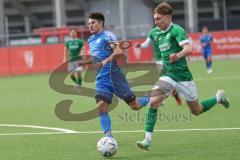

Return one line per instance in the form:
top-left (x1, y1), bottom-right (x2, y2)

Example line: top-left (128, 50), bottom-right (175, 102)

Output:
top-left (99, 96), bottom-right (150, 136)
top-left (137, 96), bottom-right (150, 107)
top-left (100, 112), bottom-right (111, 134)
top-left (207, 61), bottom-right (212, 69)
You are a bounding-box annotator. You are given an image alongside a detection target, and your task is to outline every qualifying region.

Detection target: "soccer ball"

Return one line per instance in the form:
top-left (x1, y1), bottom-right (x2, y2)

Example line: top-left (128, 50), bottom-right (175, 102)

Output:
top-left (97, 136), bottom-right (118, 157)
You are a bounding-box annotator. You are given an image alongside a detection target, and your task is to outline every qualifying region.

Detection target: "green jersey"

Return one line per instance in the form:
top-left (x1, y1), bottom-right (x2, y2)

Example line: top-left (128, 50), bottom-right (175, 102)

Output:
top-left (157, 23), bottom-right (193, 82)
top-left (65, 38), bottom-right (84, 61)
top-left (148, 27), bottom-right (162, 61)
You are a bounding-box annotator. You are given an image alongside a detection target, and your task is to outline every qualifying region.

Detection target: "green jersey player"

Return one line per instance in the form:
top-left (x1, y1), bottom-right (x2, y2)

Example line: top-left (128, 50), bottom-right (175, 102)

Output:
top-left (136, 27), bottom-right (182, 105)
top-left (63, 28), bottom-right (84, 89)
top-left (136, 2), bottom-right (230, 151)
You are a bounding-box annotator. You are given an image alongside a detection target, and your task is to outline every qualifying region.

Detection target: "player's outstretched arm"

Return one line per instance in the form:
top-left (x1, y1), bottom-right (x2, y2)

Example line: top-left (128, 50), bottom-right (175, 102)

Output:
top-left (95, 42), bottom-right (128, 69)
top-left (136, 37), bottom-right (152, 48)
top-left (63, 46), bottom-right (68, 63)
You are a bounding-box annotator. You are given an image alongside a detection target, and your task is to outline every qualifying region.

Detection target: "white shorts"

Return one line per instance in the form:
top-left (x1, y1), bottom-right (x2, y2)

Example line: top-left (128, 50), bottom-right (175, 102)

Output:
top-left (68, 61), bottom-right (83, 72)
top-left (155, 76), bottom-right (198, 101)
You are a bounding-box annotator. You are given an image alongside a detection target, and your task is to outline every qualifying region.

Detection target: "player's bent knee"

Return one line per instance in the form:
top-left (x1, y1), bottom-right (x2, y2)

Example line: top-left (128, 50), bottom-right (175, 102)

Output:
top-left (97, 101), bottom-right (109, 113)
top-left (130, 106), bottom-right (140, 110)
top-left (187, 101), bottom-right (203, 116)
top-left (150, 101), bottom-right (160, 109)
top-left (152, 80), bottom-right (173, 96)
top-left (207, 57), bottom-right (212, 62)
top-left (124, 95), bottom-right (136, 105)
top-left (127, 101), bottom-right (141, 110)
top-left (149, 93), bottom-right (166, 109)
top-left (124, 95), bottom-right (141, 110)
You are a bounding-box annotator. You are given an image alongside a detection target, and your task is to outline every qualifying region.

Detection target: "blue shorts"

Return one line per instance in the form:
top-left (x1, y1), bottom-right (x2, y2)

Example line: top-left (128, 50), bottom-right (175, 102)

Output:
top-left (202, 50), bottom-right (212, 59)
top-left (95, 72), bottom-right (135, 104)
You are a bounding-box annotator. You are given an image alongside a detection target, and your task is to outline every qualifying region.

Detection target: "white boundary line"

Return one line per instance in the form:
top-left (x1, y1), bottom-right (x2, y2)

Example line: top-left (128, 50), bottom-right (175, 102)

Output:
top-left (0, 125), bottom-right (240, 136)
top-left (75, 127), bottom-right (240, 134)
top-left (0, 124), bottom-right (77, 136)
top-left (0, 132), bottom-right (68, 136)
top-left (195, 75), bottom-right (240, 81)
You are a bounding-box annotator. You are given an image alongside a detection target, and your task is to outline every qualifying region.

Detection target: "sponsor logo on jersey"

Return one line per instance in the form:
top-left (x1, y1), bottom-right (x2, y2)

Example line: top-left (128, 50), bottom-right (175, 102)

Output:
top-left (159, 43), bottom-right (171, 52)
top-left (69, 45), bottom-right (80, 49)
top-left (69, 41), bottom-right (80, 49)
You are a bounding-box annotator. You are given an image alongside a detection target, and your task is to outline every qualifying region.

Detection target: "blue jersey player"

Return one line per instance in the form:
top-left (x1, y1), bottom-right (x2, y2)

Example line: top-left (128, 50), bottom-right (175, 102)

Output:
top-left (200, 26), bottom-right (213, 74)
top-left (79, 12), bottom-right (150, 137)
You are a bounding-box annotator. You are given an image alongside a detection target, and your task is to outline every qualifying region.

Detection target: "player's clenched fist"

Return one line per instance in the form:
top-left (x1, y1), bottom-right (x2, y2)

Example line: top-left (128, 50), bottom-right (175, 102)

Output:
top-left (169, 53), bottom-right (179, 63)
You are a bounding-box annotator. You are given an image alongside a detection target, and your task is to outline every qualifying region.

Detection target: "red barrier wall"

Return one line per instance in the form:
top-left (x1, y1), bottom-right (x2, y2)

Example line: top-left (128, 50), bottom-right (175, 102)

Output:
top-left (0, 48), bottom-right (10, 76)
top-left (0, 44), bottom-right (64, 76)
top-left (46, 44), bottom-right (65, 70)
top-left (8, 46), bottom-right (50, 75)
top-left (189, 30), bottom-right (240, 56)
top-left (0, 29), bottom-right (240, 77)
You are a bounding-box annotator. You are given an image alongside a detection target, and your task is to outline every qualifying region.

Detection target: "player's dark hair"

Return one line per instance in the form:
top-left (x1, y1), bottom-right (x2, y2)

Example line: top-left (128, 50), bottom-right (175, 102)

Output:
top-left (202, 26), bottom-right (208, 30)
top-left (89, 12), bottom-right (105, 27)
top-left (69, 27), bottom-right (77, 32)
top-left (154, 2), bottom-right (173, 15)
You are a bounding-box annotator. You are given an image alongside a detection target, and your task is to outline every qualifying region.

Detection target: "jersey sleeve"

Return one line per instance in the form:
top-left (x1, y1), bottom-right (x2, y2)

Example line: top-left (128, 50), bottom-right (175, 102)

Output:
top-left (148, 30), bottom-right (154, 40)
top-left (140, 37), bottom-right (152, 48)
top-left (174, 27), bottom-right (190, 46)
top-left (105, 31), bottom-right (117, 43)
top-left (103, 31), bottom-right (118, 52)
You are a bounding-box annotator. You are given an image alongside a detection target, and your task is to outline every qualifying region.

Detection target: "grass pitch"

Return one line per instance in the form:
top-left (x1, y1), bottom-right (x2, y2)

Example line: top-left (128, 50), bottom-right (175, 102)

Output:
top-left (0, 59), bottom-right (239, 160)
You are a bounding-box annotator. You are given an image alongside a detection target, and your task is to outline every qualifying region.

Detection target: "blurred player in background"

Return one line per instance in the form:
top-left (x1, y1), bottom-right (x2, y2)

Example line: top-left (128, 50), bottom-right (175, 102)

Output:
top-left (136, 2), bottom-right (230, 151)
top-left (79, 12), bottom-right (150, 137)
top-left (136, 26), bottom-right (182, 106)
top-left (200, 26), bottom-right (213, 74)
top-left (63, 28), bottom-right (84, 89)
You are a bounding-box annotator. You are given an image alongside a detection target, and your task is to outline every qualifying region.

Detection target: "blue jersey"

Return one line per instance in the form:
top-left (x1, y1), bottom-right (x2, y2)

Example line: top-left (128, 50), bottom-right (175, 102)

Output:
top-left (88, 30), bottom-right (134, 103)
top-left (200, 34), bottom-right (213, 54)
top-left (88, 30), bottom-right (120, 79)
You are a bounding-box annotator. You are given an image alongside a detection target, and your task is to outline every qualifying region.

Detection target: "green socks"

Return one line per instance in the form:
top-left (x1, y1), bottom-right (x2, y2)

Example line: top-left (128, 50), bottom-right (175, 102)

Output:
top-left (70, 74), bottom-right (77, 83)
top-left (201, 97), bottom-right (217, 112)
top-left (146, 108), bottom-right (158, 132)
top-left (70, 74), bottom-right (82, 86)
top-left (144, 98), bottom-right (217, 133)
top-left (76, 78), bottom-right (82, 86)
